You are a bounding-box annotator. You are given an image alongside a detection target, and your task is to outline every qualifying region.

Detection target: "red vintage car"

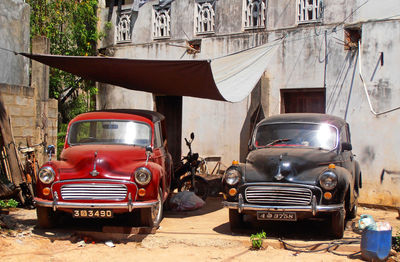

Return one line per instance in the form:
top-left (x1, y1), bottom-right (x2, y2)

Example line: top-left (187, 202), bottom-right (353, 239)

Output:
top-left (34, 109), bottom-right (173, 228)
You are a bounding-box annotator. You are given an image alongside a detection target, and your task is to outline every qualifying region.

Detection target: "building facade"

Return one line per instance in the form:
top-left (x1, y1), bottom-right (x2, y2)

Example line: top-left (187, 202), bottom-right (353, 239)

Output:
top-left (97, 0), bottom-right (400, 206)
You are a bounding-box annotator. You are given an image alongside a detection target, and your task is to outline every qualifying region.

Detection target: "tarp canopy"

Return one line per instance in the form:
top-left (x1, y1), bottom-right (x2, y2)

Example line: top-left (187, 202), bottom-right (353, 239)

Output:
top-left (21, 42), bottom-right (279, 102)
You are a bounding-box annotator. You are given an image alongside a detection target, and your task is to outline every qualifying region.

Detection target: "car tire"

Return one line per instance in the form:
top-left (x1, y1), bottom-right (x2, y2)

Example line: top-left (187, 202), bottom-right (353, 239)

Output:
top-left (140, 187), bottom-right (163, 228)
top-left (36, 207), bottom-right (58, 228)
top-left (330, 209), bottom-right (345, 239)
top-left (347, 199), bottom-right (358, 219)
top-left (229, 209), bottom-right (244, 232)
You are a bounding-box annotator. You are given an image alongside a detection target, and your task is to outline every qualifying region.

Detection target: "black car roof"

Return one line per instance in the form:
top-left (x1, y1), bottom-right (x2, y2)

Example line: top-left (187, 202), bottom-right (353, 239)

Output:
top-left (257, 113), bottom-right (347, 128)
top-left (96, 109), bottom-right (165, 122)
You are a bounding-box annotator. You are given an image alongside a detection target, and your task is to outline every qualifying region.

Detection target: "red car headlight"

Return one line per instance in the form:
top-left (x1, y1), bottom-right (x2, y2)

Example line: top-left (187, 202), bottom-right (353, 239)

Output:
top-left (134, 167), bottom-right (152, 186)
top-left (38, 166), bottom-right (56, 184)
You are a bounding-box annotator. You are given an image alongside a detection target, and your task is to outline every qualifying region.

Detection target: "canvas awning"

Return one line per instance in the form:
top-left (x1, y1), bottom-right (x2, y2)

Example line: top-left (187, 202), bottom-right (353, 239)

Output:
top-left (21, 41), bottom-right (279, 102)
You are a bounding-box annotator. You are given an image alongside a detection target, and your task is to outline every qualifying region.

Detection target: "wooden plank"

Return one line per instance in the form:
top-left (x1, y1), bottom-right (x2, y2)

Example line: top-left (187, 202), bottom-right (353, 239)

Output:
top-left (0, 93), bottom-right (25, 203)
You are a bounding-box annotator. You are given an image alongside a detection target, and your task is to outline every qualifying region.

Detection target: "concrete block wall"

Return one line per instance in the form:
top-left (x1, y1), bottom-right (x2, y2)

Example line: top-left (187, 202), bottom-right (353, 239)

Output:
top-left (0, 84), bottom-right (58, 166)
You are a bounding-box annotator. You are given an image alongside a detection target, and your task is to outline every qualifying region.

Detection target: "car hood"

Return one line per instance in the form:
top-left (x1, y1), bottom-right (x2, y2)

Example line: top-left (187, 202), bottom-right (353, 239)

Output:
top-left (54, 145), bottom-right (148, 180)
top-left (244, 147), bottom-right (339, 184)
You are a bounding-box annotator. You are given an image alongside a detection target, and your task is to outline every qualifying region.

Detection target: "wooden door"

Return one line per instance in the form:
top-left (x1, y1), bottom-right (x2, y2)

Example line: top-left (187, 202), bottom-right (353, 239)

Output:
top-left (281, 89), bottom-right (325, 113)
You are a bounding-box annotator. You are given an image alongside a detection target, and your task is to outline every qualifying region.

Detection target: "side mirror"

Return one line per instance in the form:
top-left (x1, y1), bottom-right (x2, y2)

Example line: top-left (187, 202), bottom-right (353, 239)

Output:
top-left (145, 146), bottom-right (153, 165)
top-left (341, 142), bottom-right (352, 152)
top-left (190, 132), bottom-right (195, 140)
top-left (46, 145), bottom-right (55, 161)
top-left (248, 139), bottom-right (255, 151)
top-left (145, 145), bottom-right (153, 154)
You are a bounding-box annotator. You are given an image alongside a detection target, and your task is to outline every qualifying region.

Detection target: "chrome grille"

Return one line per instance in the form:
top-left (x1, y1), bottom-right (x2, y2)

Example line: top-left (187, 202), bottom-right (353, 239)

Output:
top-left (61, 184), bottom-right (127, 200)
top-left (245, 186), bottom-right (312, 205)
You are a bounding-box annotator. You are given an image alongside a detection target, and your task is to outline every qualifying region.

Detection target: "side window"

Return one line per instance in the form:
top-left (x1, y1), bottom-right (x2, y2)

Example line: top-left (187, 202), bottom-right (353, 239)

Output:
top-left (154, 121), bottom-right (163, 148)
top-left (340, 126), bottom-right (349, 144)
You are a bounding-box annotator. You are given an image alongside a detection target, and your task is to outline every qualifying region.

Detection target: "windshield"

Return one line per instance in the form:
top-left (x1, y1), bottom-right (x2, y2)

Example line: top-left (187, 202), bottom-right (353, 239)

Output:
top-left (68, 120), bottom-right (151, 146)
top-left (254, 123), bottom-right (338, 150)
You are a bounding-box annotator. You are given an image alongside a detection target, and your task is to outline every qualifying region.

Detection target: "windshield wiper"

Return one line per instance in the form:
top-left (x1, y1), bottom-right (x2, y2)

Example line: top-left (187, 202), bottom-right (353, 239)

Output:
top-left (257, 138), bottom-right (291, 148)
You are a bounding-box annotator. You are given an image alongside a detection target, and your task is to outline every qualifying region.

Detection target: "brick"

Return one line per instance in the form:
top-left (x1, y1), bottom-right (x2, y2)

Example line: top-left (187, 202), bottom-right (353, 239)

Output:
top-left (2, 94), bottom-right (15, 104)
top-left (10, 86), bottom-right (23, 95)
top-left (12, 117), bottom-right (28, 127)
top-left (8, 107), bottom-right (21, 117)
top-left (22, 128), bottom-right (34, 137)
top-left (22, 86), bottom-right (34, 97)
top-left (15, 96), bottom-right (28, 106)
top-left (48, 107), bottom-right (58, 118)
top-left (12, 127), bottom-right (23, 137)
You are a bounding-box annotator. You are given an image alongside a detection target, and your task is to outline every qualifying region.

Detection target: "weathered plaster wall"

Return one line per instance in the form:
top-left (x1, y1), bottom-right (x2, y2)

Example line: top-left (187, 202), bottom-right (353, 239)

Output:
top-left (0, 0), bottom-right (30, 86)
top-left (97, 0), bottom-right (400, 206)
top-left (265, 18), bottom-right (400, 206)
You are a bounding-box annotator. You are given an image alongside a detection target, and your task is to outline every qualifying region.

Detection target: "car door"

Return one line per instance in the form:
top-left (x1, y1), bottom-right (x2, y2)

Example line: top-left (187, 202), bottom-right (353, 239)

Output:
top-left (340, 124), bottom-right (355, 181)
top-left (152, 121), bottom-right (172, 193)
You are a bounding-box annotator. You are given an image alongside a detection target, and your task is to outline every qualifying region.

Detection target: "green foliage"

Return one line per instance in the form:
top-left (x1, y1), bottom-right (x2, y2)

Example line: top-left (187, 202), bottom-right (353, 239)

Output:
top-left (0, 199), bottom-right (19, 209)
top-left (250, 231), bottom-right (266, 250)
top-left (393, 231), bottom-right (400, 252)
top-left (26, 0), bottom-right (100, 127)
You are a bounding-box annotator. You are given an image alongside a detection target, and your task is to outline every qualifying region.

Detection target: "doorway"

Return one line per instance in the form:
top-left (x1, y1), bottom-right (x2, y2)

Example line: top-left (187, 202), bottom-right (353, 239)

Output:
top-left (281, 88), bottom-right (325, 113)
top-left (154, 96), bottom-right (182, 167)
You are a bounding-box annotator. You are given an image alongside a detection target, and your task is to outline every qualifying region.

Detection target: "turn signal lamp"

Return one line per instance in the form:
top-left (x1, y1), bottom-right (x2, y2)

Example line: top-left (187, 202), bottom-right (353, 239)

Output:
top-left (232, 160), bottom-right (239, 165)
top-left (138, 188), bottom-right (146, 197)
top-left (43, 187), bottom-right (51, 196)
top-left (323, 192), bottom-right (332, 200)
top-left (328, 163), bottom-right (336, 169)
top-left (228, 188), bottom-right (237, 197)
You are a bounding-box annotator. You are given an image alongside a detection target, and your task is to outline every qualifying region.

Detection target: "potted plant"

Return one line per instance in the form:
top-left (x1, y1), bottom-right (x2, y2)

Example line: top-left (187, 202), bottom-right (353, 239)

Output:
top-left (0, 199), bottom-right (19, 214)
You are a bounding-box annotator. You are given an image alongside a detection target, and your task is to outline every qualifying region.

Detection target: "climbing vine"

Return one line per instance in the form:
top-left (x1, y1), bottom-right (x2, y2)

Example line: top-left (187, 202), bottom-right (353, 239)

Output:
top-left (26, 0), bottom-right (101, 124)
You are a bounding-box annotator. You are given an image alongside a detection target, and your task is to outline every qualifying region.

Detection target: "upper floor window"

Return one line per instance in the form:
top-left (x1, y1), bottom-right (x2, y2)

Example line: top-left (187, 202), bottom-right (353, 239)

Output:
top-left (243, 0), bottom-right (267, 30)
top-left (195, 0), bottom-right (216, 35)
top-left (297, 0), bottom-right (321, 23)
top-left (116, 9), bottom-right (132, 44)
top-left (152, 5), bottom-right (171, 39)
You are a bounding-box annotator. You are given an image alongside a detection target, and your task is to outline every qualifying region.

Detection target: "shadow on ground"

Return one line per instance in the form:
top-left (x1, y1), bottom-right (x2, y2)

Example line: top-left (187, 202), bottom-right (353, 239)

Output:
top-left (164, 196), bottom-right (224, 218)
top-left (213, 217), bottom-right (358, 241)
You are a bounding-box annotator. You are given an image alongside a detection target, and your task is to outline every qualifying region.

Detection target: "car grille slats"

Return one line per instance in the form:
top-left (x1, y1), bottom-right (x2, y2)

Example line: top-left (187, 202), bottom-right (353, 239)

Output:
top-left (61, 184), bottom-right (127, 200)
top-left (245, 186), bottom-right (312, 205)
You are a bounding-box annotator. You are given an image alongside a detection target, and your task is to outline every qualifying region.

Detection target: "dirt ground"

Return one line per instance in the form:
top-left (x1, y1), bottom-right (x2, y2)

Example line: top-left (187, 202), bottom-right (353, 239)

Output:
top-left (1, 196), bottom-right (399, 262)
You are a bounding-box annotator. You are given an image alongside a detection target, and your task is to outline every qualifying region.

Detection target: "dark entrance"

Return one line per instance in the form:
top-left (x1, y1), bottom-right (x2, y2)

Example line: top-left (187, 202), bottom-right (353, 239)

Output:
top-left (281, 88), bottom-right (325, 113)
top-left (155, 96), bottom-right (182, 167)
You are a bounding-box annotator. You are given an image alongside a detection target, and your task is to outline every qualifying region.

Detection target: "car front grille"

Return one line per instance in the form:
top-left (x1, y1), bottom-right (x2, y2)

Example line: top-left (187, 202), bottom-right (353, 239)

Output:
top-left (60, 184), bottom-right (127, 201)
top-left (245, 186), bottom-right (312, 205)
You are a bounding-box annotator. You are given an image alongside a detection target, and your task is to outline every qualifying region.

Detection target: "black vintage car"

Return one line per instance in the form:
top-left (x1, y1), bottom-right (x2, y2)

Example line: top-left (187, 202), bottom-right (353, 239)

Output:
top-left (222, 113), bottom-right (362, 238)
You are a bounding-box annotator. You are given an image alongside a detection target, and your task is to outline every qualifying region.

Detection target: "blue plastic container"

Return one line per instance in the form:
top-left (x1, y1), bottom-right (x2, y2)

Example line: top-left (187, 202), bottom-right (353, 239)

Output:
top-left (361, 228), bottom-right (392, 261)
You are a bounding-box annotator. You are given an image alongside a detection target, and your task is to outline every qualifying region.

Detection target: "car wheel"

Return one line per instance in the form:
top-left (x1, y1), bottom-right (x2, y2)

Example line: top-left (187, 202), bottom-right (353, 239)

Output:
top-left (140, 187), bottom-right (163, 228)
top-left (229, 209), bottom-right (244, 232)
top-left (347, 199), bottom-right (358, 219)
top-left (330, 209), bottom-right (345, 239)
top-left (36, 207), bottom-right (58, 228)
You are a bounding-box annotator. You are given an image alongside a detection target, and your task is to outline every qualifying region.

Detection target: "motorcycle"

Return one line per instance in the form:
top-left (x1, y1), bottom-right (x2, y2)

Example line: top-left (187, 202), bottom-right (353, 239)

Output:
top-left (172, 132), bottom-right (209, 201)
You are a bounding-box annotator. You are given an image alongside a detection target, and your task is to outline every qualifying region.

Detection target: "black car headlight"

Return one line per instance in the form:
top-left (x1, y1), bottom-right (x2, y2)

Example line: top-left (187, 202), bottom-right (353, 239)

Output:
top-left (135, 167), bottom-right (152, 186)
top-left (224, 168), bottom-right (241, 186)
top-left (319, 171), bottom-right (338, 190)
top-left (38, 166), bottom-right (55, 184)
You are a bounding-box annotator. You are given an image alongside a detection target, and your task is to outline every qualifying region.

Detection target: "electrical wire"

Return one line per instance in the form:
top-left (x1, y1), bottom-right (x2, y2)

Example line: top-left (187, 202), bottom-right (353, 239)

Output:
top-left (279, 238), bottom-right (362, 257)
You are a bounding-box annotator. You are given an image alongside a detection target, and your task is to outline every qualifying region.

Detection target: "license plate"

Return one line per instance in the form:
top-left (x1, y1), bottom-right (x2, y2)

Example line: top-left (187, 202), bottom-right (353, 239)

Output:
top-left (73, 209), bottom-right (113, 218)
top-left (257, 211), bottom-right (297, 221)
